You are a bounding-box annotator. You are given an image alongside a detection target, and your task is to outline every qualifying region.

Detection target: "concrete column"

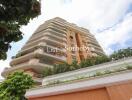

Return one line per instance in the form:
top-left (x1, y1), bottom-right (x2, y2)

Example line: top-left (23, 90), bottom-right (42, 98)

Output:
top-left (66, 29), bottom-right (72, 64)
top-left (72, 32), bottom-right (81, 63)
top-left (76, 33), bottom-right (87, 60)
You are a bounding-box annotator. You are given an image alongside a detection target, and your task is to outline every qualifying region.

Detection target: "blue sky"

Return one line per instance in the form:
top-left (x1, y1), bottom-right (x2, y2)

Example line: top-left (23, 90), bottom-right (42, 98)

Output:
top-left (0, 0), bottom-right (132, 79)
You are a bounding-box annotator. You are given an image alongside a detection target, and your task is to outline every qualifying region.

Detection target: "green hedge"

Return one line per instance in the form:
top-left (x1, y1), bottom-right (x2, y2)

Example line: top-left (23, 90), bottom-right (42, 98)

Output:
top-left (42, 55), bottom-right (110, 77)
top-left (42, 47), bottom-right (132, 77)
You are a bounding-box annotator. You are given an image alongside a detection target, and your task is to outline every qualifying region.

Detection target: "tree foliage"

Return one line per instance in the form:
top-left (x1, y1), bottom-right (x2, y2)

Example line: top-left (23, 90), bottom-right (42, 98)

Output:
top-left (0, 0), bottom-right (41, 60)
top-left (110, 47), bottom-right (132, 60)
top-left (0, 71), bottom-right (34, 100)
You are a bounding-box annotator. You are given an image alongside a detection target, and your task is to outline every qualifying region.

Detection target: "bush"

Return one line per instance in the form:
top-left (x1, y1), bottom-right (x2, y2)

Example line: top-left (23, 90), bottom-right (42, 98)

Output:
top-left (42, 56), bottom-right (111, 77)
top-left (0, 71), bottom-right (34, 100)
top-left (42, 47), bottom-right (132, 77)
top-left (53, 62), bottom-right (70, 74)
top-left (70, 60), bottom-right (80, 70)
top-left (126, 65), bottom-right (132, 69)
top-left (42, 67), bottom-right (53, 77)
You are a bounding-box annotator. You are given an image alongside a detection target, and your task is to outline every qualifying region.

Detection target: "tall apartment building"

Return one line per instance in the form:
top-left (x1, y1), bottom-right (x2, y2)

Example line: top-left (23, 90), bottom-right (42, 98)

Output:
top-left (2, 17), bottom-right (105, 84)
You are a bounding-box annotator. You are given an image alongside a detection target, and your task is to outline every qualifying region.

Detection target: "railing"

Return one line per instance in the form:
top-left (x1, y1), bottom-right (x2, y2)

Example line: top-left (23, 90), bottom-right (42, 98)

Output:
top-left (43, 48), bottom-right (66, 61)
top-left (11, 62), bottom-right (29, 67)
top-left (45, 37), bottom-right (66, 47)
top-left (47, 29), bottom-right (66, 37)
top-left (22, 39), bottom-right (43, 50)
top-left (45, 44), bottom-right (66, 53)
top-left (46, 33), bottom-right (67, 42)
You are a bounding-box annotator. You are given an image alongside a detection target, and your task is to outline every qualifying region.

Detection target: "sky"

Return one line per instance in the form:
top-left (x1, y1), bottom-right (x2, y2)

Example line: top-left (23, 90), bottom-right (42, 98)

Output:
top-left (0, 0), bottom-right (132, 79)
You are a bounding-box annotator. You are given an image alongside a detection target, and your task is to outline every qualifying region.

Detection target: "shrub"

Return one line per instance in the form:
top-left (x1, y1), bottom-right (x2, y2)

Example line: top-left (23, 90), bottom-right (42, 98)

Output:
top-left (53, 62), bottom-right (70, 74)
top-left (42, 67), bottom-right (53, 77)
top-left (0, 71), bottom-right (34, 100)
top-left (126, 65), bottom-right (132, 69)
top-left (70, 60), bottom-right (80, 70)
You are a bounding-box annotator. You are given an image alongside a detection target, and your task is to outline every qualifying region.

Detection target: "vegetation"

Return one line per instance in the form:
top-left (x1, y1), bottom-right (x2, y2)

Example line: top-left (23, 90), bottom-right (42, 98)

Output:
top-left (79, 55), bottom-right (110, 68)
top-left (42, 47), bottom-right (132, 77)
top-left (43, 67), bottom-right (53, 77)
top-left (44, 65), bottom-right (132, 87)
top-left (0, 0), bottom-right (41, 60)
top-left (42, 55), bottom-right (110, 77)
top-left (0, 71), bottom-right (34, 100)
top-left (110, 47), bottom-right (132, 60)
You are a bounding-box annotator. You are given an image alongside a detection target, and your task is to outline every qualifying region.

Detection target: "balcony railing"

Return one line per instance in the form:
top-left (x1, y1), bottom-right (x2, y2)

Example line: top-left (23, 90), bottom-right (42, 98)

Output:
top-left (43, 47), bottom-right (66, 61)
top-left (47, 36), bottom-right (66, 44)
top-left (22, 39), bottom-right (43, 50)
top-left (47, 29), bottom-right (66, 38)
top-left (46, 33), bottom-right (67, 42)
top-left (48, 26), bottom-right (66, 34)
top-left (45, 37), bottom-right (66, 48)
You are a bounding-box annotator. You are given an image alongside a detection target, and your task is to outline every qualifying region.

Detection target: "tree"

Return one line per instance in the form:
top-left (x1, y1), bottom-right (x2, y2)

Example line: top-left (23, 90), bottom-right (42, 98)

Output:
top-left (110, 47), bottom-right (132, 60)
top-left (0, 0), bottom-right (41, 60)
top-left (0, 71), bottom-right (34, 100)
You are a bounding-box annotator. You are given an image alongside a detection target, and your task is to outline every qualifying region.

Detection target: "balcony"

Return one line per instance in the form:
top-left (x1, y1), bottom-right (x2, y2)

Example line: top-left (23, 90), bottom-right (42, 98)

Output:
top-left (10, 52), bottom-right (35, 66)
top-left (47, 29), bottom-right (66, 38)
top-left (22, 38), bottom-right (44, 50)
top-left (43, 47), bottom-right (66, 61)
top-left (22, 36), bottom-right (61, 50)
top-left (87, 41), bottom-right (100, 47)
top-left (2, 62), bottom-right (53, 77)
top-left (28, 34), bottom-right (46, 43)
top-left (45, 37), bottom-right (66, 48)
top-left (81, 32), bottom-right (94, 38)
top-left (50, 24), bottom-right (66, 32)
top-left (88, 44), bottom-right (103, 51)
top-left (19, 42), bottom-right (66, 57)
top-left (45, 44), bottom-right (66, 53)
top-left (92, 49), bottom-right (105, 55)
top-left (10, 47), bottom-right (66, 67)
top-left (48, 26), bottom-right (66, 35)
top-left (47, 35), bottom-right (66, 44)
top-left (45, 33), bottom-right (67, 43)
top-left (51, 22), bottom-right (65, 28)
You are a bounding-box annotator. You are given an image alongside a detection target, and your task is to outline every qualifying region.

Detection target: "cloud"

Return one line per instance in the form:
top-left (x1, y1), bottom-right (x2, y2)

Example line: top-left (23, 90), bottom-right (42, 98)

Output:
top-left (68, 0), bottom-right (132, 30)
top-left (96, 13), bottom-right (132, 54)
top-left (0, 0), bottom-right (132, 78)
top-left (19, 0), bottom-right (132, 55)
top-left (58, 0), bottom-right (132, 54)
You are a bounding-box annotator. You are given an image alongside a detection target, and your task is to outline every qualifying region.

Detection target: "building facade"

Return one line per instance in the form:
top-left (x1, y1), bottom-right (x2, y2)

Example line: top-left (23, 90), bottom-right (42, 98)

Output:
top-left (2, 17), bottom-right (104, 84)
